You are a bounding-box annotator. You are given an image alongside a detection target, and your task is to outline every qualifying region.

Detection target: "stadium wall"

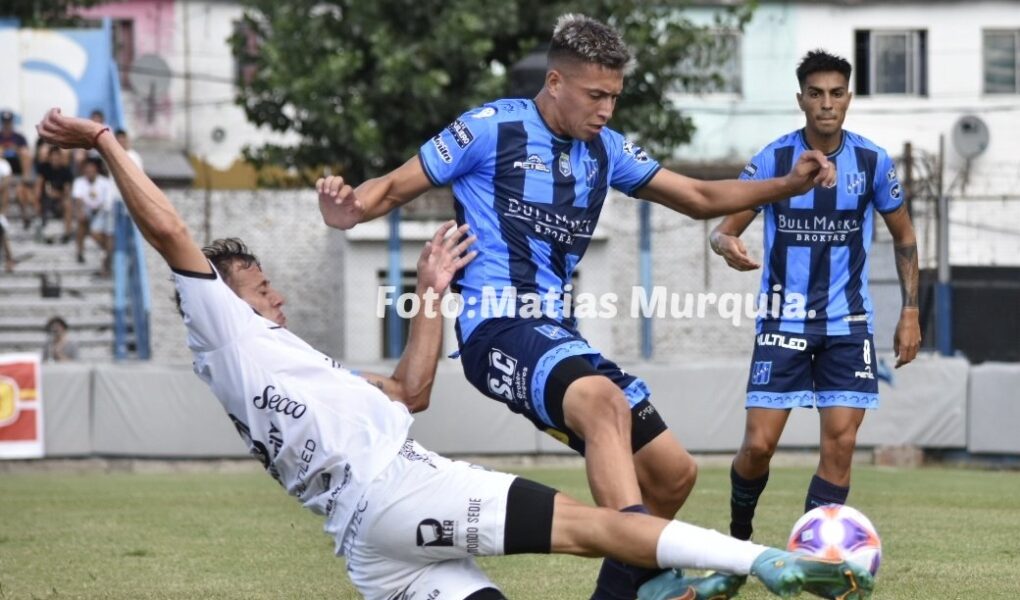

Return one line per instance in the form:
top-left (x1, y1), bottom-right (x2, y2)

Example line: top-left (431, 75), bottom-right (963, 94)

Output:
top-left (36, 355), bottom-right (1020, 460)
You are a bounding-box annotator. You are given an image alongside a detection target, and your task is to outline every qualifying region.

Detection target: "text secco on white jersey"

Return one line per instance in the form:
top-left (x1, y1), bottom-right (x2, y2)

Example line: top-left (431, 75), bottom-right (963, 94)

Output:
top-left (173, 265), bottom-right (413, 552)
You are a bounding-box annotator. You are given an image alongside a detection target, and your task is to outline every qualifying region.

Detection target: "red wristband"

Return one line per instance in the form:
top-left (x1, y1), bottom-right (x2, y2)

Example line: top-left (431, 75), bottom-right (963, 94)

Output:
top-left (92, 126), bottom-right (110, 148)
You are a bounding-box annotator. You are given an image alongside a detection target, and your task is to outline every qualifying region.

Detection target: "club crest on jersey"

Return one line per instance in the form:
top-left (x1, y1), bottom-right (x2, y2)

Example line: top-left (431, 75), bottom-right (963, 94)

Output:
top-left (558, 152), bottom-right (572, 177)
top-left (890, 183), bottom-right (902, 199)
top-left (742, 162), bottom-right (758, 178)
top-left (846, 171), bottom-right (866, 196)
top-left (513, 154), bottom-right (550, 173)
top-left (751, 361), bottom-right (772, 385)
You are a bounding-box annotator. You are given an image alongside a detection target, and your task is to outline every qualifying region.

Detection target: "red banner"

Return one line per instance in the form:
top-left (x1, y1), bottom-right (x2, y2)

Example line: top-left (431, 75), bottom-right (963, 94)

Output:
top-left (0, 353), bottom-right (44, 458)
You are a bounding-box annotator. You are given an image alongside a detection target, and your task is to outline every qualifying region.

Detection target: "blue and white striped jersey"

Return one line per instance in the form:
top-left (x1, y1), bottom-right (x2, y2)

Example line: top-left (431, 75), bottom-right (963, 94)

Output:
top-left (741, 129), bottom-right (902, 336)
top-left (419, 98), bottom-right (660, 343)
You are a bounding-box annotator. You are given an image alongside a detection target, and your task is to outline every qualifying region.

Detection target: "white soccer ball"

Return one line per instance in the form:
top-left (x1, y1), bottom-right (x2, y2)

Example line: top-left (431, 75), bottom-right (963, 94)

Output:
top-left (787, 504), bottom-right (882, 576)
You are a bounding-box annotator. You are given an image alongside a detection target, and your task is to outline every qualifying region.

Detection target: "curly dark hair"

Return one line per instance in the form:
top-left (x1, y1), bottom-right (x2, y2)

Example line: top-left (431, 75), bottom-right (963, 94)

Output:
top-left (173, 238), bottom-right (261, 316)
top-left (796, 50), bottom-right (852, 88)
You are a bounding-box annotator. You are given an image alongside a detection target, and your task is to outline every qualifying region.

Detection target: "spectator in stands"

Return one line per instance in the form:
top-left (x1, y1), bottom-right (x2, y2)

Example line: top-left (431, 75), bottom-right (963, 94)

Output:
top-left (35, 145), bottom-right (75, 243)
top-left (42, 316), bottom-right (79, 362)
top-left (71, 157), bottom-right (114, 275)
top-left (115, 129), bottom-right (143, 170)
top-left (0, 109), bottom-right (37, 229)
top-left (0, 157), bottom-right (13, 272)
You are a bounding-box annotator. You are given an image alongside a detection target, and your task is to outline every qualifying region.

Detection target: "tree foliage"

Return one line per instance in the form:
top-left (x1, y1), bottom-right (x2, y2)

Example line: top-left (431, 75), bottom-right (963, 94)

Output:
top-left (233, 0), bottom-right (754, 182)
top-left (0, 1), bottom-right (103, 27)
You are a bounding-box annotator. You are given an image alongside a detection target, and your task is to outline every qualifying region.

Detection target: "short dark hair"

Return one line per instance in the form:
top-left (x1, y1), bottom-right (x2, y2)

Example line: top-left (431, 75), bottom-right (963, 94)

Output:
top-left (46, 316), bottom-right (69, 330)
top-left (48, 145), bottom-right (62, 156)
top-left (82, 157), bottom-right (102, 170)
top-left (115, 129), bottom-right (128, 137)
top-left (796, 50), bottom-right (852, 88)
top-left (174, 238), bottom-right (261, 316)
top-left (90, 109), bottom-right (105, 119)
top-left (547, 14), bottom-right (632, 72)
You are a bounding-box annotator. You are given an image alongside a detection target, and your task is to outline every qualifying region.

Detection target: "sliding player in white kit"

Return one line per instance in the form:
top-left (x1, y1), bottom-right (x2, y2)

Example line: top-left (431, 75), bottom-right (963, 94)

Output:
top-left (37, 108), bottom-right (873, 600)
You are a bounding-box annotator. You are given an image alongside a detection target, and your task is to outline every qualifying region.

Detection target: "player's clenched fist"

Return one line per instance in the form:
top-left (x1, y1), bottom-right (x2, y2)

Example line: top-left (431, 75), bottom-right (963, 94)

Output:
top-left (785, 149), bottom-right (836, 195)
top-left (316, 175), bottom-right (364, 230)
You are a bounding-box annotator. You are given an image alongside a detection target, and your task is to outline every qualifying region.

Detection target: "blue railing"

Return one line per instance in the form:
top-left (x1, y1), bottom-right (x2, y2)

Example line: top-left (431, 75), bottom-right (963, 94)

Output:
top-left (113, 201), bottom-right (151, 359)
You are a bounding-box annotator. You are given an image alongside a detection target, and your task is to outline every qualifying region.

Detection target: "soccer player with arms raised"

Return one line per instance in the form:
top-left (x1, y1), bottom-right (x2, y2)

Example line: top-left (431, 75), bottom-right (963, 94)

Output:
top-left (37, 94), bottom-right (870, 600)
top-left (316, 15), bottom-right (838, 599)
top-left (709, 50), bottom-right (921, 542)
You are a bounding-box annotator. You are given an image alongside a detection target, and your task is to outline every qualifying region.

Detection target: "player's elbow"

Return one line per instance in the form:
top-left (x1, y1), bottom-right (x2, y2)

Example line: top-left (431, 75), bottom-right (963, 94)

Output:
top-left (403, 381), bottom-right (434, 413)
top-left (149, 220), bottom-right (192, 255)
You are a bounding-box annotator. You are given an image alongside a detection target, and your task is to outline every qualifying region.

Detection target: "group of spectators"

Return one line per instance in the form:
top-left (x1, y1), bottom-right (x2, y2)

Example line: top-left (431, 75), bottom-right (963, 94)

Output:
top-left (0, 108), bottom-right (142, 277)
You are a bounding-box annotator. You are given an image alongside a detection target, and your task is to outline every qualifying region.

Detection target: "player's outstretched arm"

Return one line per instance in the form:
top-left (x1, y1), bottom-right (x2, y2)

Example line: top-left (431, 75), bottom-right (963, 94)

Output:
top-left (316, 156), bottom-right (433, 230)
top-left (357, 222), bottom-right (476, 412)
top-left (882, 204), bottom-right (921, 367)
top-left (637, 149), bottom-right (835, 220)
top-left (709, 210), bottom-right (761, 271)
top-left (37, 108), bottom-right (208, 274)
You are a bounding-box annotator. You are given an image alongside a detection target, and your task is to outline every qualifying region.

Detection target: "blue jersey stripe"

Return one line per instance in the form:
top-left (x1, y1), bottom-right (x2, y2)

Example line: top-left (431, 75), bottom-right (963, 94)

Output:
top-left (846, 146), bottom-right (877, 334)
top-left (766, 145), bottom-right (795, 331)
top-left (495, 121), bottom-right (540, 297)
top-left (780, 246), bottom-right (809, 334)
top-left (827, 246), bottom-right (852, 335)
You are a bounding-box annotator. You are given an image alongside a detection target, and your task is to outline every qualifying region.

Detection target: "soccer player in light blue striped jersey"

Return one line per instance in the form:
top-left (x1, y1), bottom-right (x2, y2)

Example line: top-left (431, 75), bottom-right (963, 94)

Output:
top-left (710, 50), bottom-right (921, 543)
top-left (317, 16), bottom-right (840, 599)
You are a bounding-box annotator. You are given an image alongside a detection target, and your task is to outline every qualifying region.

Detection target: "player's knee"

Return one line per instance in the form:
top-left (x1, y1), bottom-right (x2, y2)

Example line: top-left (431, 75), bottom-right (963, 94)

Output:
top-left (823, 427), bottom-right (859, 456)
top-left (564, 380), bottom-right (631, 439)
top-left (740, 435), bottom-right (779, 464)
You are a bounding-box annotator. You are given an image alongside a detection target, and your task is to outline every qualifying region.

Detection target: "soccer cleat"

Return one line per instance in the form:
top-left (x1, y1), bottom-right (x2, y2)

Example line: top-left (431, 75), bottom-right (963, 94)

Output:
top-left (637, 569), bottom-right (746, 600)
top-left (750, 548), bottom-right (874, 599)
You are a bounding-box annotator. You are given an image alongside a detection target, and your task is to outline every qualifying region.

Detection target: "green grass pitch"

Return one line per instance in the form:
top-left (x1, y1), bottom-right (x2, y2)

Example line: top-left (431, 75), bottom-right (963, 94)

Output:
top-left (1, 464), bottom-right (1018, 599)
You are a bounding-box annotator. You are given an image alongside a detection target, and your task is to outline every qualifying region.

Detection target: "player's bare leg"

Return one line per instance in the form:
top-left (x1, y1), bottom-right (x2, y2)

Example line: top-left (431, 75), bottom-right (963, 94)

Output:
top-left (634, 431), bottom-right (698, 518)
top-left (730, 408), bottom-right (791, 540)
top-left (806, 407), bottom-right (866, 512)
top-left (562, 375), bottom-right (643, 510)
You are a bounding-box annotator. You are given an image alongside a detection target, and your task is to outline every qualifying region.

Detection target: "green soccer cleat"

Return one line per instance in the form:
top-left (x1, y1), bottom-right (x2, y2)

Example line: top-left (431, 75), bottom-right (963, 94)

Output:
top-left (637, 569), bottom-right (747, 600)
top-left (749, 549), bottom-right (874, 599)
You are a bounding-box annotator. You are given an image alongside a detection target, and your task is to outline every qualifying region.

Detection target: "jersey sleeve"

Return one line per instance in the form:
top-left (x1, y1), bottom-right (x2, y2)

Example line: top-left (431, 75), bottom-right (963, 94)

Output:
top-left (873, 151), bottom-right (903, 214)
top-left (172, 264), bottom-right (258, 353)
top-left (418, 106), bottom-right (494, 186)
top-left (607, 133), bottom-right (661, 195)
top-left (739, 147), bottom-right (777, 212)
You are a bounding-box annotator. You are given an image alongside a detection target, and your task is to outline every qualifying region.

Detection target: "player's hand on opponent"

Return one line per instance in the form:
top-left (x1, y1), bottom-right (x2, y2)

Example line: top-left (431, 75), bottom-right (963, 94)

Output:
top-left (36, 108), bottom-right (105, 150)
top-left (893, 308), bottom-right (921, 368)
top-left (317, 175), bottom-right (364, 230)
top-left (709, 231), bottom-right (761, 271)
top-left (416, 221), bottom-right (477, 296)
top-left (785, 149), bottom-right (837, 195)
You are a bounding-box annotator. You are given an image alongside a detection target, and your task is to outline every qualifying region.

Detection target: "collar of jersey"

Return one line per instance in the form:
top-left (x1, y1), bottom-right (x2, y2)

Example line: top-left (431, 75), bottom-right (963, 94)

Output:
top-left (532, 99), bottom-right (574, 143)
top-left (798, 128), bottom-right (845, 159)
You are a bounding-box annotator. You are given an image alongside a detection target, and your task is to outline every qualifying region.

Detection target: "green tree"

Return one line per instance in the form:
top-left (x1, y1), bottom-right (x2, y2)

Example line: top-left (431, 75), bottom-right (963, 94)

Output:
top-left (0, 1), bottom-right (102, 27)
top-left (233, 0), bottom-right (754, 182)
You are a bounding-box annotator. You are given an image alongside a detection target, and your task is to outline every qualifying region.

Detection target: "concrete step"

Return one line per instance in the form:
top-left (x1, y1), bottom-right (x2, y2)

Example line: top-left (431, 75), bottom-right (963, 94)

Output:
top-left (0, 277), bottom-right (113, 296)
top-left (2, 343), bottom-right (113, 362)
top-left (0, 329), bottom-right (114, 347)
top-left (0, 297), bottom-right (114, 319)
top-left (0, 316), bottom-right (115, 331)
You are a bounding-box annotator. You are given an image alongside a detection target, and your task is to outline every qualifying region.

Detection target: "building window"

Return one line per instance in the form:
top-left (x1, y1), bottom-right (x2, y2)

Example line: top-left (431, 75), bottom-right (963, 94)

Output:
top-left (854, 29), bottom-right (927, 96)
top-left (113, 19), bottom-right (135, 90)
top-left (378, 270), bottom-right (416, 359)
top-left (678, 31), bottom-right (742, 95)
top-left (984, 30), bottom-right (1020, 94)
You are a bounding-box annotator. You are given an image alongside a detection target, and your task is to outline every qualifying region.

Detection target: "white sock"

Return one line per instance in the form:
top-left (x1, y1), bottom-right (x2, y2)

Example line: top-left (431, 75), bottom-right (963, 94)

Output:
top-left (655, 520), bottom-right (770, 575)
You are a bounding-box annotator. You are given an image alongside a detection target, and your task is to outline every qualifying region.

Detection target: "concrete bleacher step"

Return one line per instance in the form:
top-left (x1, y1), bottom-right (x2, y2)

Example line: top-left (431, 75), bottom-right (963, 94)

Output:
top-left (0, 329), bottom-right (113, 347)
top-left (0, 297), bottom-right (115, 319)
top-left (0, 277), bottom-right (113, 296)
top-left (0, 316), bottom-right (115, 331)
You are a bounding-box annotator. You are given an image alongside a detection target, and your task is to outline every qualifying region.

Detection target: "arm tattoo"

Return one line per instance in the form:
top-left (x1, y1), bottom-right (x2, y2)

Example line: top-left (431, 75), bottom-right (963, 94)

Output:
top-left (894, 242), bottom-right (919, 308)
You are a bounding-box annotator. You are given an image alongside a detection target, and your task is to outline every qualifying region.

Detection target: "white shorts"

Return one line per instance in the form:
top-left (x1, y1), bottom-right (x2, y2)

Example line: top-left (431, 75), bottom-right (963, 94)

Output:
top-left (89, 207), bottom-right (114, 235)
top-left (341, 440), bottom-right (518, 600)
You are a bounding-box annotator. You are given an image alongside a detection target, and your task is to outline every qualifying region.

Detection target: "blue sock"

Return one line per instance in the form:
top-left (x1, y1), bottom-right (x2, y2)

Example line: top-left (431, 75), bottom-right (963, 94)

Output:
top-left (805, 474), bottom-right (849, 512)
top-left (590, 505), bottom-right (662, 600)
top-left (730, 465), bottom-right (769, 540)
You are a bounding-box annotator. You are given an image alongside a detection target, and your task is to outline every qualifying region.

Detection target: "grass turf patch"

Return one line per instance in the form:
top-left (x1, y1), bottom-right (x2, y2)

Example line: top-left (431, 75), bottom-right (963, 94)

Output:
top-left (1, 465), bottom-right (1018, 598)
